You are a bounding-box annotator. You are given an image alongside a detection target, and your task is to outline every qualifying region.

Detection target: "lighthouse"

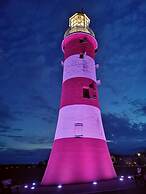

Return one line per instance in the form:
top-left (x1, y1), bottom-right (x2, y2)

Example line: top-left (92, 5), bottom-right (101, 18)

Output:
top-left (42, 12), bottom-right (116, 185)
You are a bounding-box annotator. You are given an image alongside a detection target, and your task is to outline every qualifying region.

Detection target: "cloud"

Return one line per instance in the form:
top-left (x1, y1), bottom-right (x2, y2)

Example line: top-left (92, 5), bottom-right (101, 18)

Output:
top-left (96, 0), bottom-right (146, 101)
top-left (0, 142), bottom-right (7, 149)
top-left (0, 98), bottom-right (19, 126)
top-left (12, 128), bottom-right (24, 131)
top-left (136, 105), bottom-right (146, 116)
top-left (0, 134), bottom-right (52, 146)
top-left (0, 148), bottom-right (51, 164)
top-left (30, 95), bottom-right (56, 111)
top-left (102, 113), bottom-right (146, 154)
top-left (26, 94), bottom-right (58, 124)
top-left (0, 124), bottom-right (24, 133)
top-left (0, 124), bottom-right (11, 132)
top-left (128, 99), bottom-right (146, 116)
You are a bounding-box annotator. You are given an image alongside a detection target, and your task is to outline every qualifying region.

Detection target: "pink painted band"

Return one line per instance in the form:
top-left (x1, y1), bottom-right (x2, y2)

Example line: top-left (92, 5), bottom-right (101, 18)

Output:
top-left (41, 137), bottom-right (116, 185)
top-left (55, 105), bottom-right (105, 140)
top-left (62, 32), bottom-right (98, 60)
top-left (61, 77), bottom-right (100, 108)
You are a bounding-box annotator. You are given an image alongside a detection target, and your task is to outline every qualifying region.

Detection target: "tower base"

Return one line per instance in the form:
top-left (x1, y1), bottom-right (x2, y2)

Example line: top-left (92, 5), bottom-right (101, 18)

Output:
top-left (41, 137), bottom-right (116, 185)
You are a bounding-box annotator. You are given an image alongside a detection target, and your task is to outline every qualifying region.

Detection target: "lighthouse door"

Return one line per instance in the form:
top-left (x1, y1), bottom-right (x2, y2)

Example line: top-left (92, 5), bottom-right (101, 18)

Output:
top-left (74, 123), bottom-right (83, 138)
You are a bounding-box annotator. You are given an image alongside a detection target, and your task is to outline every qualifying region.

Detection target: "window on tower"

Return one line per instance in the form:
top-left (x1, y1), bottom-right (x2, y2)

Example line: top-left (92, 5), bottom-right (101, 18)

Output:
top-left (80, 53), bottom-right (84, 58)
top-left (74, 123), bottom-right (83, 138)
top-left (83, 88), bottom-right (90, 98)
top-left (79, 38), bottom-right (87, 43)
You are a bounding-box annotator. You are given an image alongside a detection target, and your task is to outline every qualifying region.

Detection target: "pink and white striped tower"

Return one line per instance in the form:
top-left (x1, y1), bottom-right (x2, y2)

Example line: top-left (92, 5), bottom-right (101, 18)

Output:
top-left (42, 12), bottom-right (116, 185)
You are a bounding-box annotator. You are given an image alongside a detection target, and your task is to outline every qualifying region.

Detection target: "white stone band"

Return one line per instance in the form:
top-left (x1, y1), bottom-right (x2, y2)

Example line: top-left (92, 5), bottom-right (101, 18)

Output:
top-left (55, 104), bottom-right (106, 140)
top-left (63, 54), bottom-right (96, 82)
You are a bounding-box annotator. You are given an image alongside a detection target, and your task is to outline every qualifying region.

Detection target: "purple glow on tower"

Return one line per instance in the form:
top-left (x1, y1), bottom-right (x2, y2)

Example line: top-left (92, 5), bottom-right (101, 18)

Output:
top-left (41, 12), bottom-right (116, 185)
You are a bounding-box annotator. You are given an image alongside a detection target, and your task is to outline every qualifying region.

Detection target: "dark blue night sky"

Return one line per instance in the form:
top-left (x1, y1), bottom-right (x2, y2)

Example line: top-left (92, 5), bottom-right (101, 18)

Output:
top-left (0, 0), bottom-right (146, 164)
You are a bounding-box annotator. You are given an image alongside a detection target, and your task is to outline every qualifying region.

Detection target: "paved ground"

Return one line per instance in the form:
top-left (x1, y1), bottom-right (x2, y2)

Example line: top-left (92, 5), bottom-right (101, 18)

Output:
top-left (1, 176), bottom-right (145, 194)
top-left (14, 177), bottom-right (143, 194)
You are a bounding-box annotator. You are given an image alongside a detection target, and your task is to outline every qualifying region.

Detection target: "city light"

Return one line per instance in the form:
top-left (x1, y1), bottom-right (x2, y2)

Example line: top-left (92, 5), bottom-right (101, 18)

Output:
top-left (119, 177), bottom-right (124, 181)
top-left (119, 178), bottom-right (124, 181)
top-left (57, 184), bottom-right (62, 189)
top-left (137, 153), bottom-right (141, 157)
top-left (31, 186), bottom-right (35, 190)
top-left (32, 182), bottom-right (36, 186)
top-left (24, 185), bottom-right (28, 189)
top-left (93, 181), bottom-right (98, 185)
